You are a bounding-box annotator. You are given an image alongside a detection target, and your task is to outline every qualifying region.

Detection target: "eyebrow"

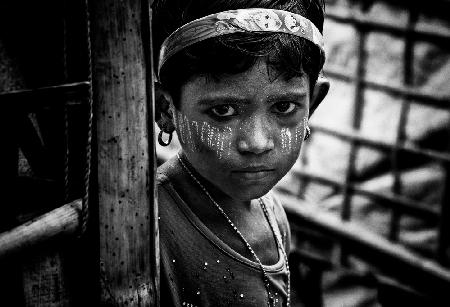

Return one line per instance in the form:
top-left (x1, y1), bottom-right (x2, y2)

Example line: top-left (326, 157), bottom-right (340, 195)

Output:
top-left (196, 92), bottom-right (308, 107)
top-left (266, 92), bottom-right (308, 104)
top-left (196, 96), bottom-right (250, 106)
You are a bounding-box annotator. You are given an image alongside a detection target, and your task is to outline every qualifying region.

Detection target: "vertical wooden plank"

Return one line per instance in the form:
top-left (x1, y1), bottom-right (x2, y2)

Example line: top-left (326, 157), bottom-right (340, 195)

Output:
top-left (90, 0), bottom-right (157, 305)
top-left (143, 2), bottom-right (160, 305)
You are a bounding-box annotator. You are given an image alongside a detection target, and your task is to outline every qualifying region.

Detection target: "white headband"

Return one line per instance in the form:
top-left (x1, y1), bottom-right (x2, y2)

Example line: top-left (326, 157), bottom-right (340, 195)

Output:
top-left (158, 8), bottom-right (325, 77)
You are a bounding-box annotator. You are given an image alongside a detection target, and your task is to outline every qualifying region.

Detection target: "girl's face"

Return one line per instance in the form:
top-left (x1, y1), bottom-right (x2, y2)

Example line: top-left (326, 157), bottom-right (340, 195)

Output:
top-left (172, 60), bottom-right (310, 201)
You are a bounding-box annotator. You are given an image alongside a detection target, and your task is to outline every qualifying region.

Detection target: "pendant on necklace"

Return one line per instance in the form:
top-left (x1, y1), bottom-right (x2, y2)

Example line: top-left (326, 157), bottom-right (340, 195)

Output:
top-left (266, 283), bottom-right (276, 307)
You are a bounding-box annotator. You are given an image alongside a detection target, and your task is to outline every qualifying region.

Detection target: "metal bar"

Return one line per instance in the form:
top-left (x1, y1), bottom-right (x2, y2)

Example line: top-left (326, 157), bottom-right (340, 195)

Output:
top-left (280, 193), bottom-right (450, 303)
top-left (312, 125), bottom-right (450, 163)
top-left (341, 25), bottom-right (367, 221)
top-left (286, 170), bottom-right (440, 222)
top-left (325, 69), bottom-right (450, 110)
top-left (388, 9), bottom-right (419, 242)
top-left (326, 12), bottom-right (450, 45)
top-left (0, 81), bottom-right (90, 104)
top-left (437, 161), bottom-right (450, 266)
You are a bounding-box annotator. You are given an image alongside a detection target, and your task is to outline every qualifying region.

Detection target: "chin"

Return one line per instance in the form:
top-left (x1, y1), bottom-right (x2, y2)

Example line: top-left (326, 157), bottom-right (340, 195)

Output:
top-left (231, 184), bottom-right (274, 201)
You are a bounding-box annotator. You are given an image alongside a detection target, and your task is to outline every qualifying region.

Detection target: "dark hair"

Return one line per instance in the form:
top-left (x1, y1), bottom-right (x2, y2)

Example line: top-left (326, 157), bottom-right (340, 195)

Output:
top-left (152, 0), bottom-right (325, 108)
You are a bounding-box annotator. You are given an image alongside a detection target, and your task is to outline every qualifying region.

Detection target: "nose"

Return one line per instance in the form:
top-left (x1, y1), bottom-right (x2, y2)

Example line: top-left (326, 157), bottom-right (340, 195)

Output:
top-left (237, 117), bottom-right (274, 155)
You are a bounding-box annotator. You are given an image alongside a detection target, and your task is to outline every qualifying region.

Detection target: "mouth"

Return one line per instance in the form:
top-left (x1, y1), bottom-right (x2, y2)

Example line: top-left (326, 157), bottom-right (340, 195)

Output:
top-left (231, 167), bottom-right (275, 181)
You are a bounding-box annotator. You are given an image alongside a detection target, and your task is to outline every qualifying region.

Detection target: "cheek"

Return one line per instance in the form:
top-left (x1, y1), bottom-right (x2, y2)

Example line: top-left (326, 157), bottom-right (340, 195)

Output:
top-left (174, 111), bottom-right (308, 160)
top-left (174, 112), bottom-right (234, 159)
top-left (278, 117), bottom-right (308, 154)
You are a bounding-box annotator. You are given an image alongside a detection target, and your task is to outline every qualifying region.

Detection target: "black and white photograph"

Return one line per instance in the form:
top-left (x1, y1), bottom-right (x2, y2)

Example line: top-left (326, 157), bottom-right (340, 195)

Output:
top-left (0, 0), bottom-right (449, 306)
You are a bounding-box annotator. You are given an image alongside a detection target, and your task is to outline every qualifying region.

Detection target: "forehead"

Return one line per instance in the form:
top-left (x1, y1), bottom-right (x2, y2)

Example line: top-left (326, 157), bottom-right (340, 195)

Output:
top-left (178, 60), bottom-right (309, 109)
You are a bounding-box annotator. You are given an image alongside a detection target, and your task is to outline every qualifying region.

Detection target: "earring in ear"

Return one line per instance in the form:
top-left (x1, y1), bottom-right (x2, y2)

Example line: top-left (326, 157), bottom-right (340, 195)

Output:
top-left (304, 126), bottom-right (311, 140)
top-left (158, 130), bottom-right (173, 146)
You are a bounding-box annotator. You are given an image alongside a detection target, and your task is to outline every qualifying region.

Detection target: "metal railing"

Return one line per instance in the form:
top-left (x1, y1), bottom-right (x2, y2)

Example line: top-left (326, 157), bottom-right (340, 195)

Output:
top-left (286, 1), bottom-right (450, 305)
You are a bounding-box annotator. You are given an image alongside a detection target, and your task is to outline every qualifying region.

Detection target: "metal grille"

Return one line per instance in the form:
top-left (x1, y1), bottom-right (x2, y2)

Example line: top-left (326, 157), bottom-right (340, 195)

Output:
top-left (283, 0), bottom-right (450, 304)
top-left (298, 1), bottom-right (449, 263)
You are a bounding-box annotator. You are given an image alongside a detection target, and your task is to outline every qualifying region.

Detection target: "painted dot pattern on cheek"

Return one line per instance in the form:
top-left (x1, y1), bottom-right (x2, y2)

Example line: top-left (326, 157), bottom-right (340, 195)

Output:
top-left (174, 111), bottom-right (234, 159)
top-left (280, 117), bottom-right (308, 154)
top-left (280, 128), bottom-right (293, 152)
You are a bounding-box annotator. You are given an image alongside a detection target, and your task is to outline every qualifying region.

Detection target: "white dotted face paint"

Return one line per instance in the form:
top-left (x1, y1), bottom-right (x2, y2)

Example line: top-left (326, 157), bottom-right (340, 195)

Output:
top-left (280, 116), bottom-right (308, 153)
top-left (280, 128), bottom-right (292, 152)
top-left (173, 110), bottom-right (233, 159)
top-left (174, 109), bottom-right (308, 158)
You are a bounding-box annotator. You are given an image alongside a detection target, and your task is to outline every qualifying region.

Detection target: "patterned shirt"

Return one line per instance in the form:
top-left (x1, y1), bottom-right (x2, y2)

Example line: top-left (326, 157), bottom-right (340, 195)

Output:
top-left (158, 157), bottom-right (291, 306)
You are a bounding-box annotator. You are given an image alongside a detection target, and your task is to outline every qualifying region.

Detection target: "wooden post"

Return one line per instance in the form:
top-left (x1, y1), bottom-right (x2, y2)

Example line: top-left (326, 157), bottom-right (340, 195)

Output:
top-left (90, 0), bottom-right (158, 305)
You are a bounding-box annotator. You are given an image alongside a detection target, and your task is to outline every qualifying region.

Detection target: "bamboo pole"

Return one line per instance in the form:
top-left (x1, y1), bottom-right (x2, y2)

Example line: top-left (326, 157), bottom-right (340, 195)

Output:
top-left (0, 200), bottom-right (81, 259)
top-left (90, 0), bottom-right (158, 305)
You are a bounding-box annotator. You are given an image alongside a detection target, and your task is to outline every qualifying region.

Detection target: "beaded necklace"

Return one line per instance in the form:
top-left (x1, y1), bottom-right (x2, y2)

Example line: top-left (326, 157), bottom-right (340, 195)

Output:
top-left (177, 153), bottom-right (291, 306)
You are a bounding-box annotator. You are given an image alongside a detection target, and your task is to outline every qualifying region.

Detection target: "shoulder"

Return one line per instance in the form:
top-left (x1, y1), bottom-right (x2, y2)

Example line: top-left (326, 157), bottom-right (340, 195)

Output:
top-left (261, 190), bottom-right (291, 251)
top-left (156, 156), bottom-right (185, 212)
top-left (261, 190), bottom-right (288, 222)
top-left (157, 155), bottom-right (181, 186)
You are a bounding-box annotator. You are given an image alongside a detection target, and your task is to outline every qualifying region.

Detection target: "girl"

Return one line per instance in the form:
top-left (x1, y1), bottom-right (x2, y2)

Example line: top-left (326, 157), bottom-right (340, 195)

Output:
top-left (153, 0), bottom-right (329, 306)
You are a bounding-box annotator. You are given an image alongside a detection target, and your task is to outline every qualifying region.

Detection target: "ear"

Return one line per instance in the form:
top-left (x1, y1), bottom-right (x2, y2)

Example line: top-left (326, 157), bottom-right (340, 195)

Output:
top-left (155, 82), bottom-right (176, 133)
top-left (309, 76), bottom-right (330, 117)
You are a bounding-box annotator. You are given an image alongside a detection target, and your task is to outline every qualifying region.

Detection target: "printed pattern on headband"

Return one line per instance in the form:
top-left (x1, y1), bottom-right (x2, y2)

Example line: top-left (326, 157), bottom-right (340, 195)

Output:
top-left (158, 8), bottom-right (325, 76)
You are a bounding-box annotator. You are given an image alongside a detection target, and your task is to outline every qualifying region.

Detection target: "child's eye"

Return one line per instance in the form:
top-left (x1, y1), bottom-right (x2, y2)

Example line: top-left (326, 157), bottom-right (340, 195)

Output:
top-left (209, 105), bottom-right (236, 117)
top-left (273, 101), bottom-right (297, 114)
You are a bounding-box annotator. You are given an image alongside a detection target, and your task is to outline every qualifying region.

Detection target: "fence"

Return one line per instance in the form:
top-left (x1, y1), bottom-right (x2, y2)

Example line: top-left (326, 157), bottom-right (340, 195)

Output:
top-left (278, 0), bottom-right (450, 305)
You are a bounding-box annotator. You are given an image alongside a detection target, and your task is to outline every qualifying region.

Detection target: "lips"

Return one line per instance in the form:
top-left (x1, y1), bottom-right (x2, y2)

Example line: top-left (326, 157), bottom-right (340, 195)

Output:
top-left (231, 167), bottom-right (275, 181)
